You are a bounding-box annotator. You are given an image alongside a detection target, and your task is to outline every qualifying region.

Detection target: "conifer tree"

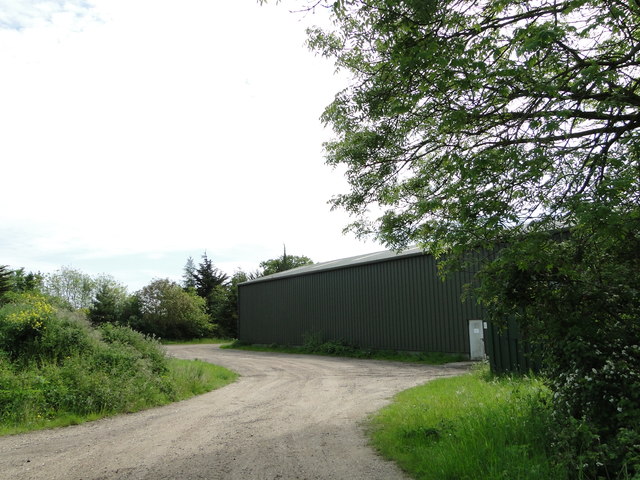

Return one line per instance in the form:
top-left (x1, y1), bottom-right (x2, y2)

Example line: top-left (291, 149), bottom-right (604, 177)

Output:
top-left (0, 265), bottom-right (12, 302)
top-left (182, 257), bottom-right (197, 290)
top-left (193, 252), bottom-right (228, 300)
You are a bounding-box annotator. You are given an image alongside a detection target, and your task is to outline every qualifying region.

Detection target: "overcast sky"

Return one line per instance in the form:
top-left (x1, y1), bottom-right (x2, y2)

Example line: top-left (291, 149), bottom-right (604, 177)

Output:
top-left (1, 0), bottom-right (381, 290)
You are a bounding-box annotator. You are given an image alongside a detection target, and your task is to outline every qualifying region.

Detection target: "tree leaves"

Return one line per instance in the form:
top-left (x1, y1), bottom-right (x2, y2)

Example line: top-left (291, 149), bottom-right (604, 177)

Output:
top-left (301, 1), bottom-right (640, 473)
top-left (309, 0), bottom-right (639, 250)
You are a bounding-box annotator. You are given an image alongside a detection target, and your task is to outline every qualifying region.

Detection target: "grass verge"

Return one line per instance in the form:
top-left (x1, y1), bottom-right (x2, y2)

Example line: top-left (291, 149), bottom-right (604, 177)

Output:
top-left (222, 339), bottom-right (465, 364)
top-left (368, 365), bottom-right (566, 480)
top-left (0, 358), bottom-right (237, 436)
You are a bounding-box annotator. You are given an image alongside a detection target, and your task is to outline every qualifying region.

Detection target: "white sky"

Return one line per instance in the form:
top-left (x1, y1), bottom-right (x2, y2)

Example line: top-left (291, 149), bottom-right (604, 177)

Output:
top-left (0, 0), bottom-right (380, 291)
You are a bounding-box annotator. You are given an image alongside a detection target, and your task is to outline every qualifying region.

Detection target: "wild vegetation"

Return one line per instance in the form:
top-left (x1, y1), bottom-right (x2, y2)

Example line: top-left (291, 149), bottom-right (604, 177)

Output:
top-left (2, 247), bottom-right (313, 343)
top-left (0, 248), bottom-right (311, 433)
top-left (300, 0), bottom-right (640, 476)
top-left (0, 289), bottom-right (237, 435)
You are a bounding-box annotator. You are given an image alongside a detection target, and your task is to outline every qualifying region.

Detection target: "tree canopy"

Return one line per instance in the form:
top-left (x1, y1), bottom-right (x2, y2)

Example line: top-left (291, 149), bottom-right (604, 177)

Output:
top-left (42, 267), bottom-right (97, 310)
top-left (89, 282), bottom-right (129, 325)
top-left (182, 256), bottom-right (197, 290)
top-left (303, 0), bottom-right (639, 475)
top-left (307, 0), bottom-right (639, 252)
top-left (0, 266), bottom-right (12, 302)
top-left (134, 279), bottom-right (212, 339)
top-left (259, 247), bottom-right (313, 276)
top-left (193, 253), bottom-right (228, 299)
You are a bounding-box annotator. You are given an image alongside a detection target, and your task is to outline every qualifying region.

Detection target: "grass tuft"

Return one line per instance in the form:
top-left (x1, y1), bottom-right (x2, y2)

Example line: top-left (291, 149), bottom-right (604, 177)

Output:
top-left (167, 358), bottom-right (238, 397)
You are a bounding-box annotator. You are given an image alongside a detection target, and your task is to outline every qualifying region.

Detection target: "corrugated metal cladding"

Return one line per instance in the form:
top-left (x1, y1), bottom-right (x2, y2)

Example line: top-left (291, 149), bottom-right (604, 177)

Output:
top-left (238, 250), bottom-right (484, 356)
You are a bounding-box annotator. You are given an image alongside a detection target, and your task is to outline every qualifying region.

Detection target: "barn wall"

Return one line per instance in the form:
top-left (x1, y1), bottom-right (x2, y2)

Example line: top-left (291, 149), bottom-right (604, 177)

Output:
top-left (238, 253), bottom-right (483, 355)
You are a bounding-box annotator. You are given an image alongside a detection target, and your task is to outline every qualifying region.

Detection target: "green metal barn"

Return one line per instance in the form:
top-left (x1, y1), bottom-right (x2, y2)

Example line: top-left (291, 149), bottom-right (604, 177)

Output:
top-left (238, 247), bottom-right (486, 358)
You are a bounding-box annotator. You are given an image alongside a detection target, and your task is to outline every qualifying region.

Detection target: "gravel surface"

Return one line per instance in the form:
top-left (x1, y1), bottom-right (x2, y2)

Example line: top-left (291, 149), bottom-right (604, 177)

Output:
top-left (0, 345), bottom-right (471, 480)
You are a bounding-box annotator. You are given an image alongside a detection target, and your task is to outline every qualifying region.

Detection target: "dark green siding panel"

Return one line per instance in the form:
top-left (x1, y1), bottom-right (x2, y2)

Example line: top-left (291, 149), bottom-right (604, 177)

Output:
top-left (238, 253), bottom-right (484, 355)
top-left (485, 319), bottom-right (542, 374)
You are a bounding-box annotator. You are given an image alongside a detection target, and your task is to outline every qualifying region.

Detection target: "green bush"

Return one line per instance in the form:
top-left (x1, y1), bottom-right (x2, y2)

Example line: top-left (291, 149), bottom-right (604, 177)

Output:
top-left (131, 279), bottom-right (215, 340)
top-left (0, 292), bottom-right (56, 361)
top-left (547, 326), bottom-right (640, 479)
top-left (88, 282), bottom-right (129, 325)
top-left (302, 333), bottom-right (358, 355)
top-left (0, 291), bottom-right (238, 435)
top-left (99, 323), bottom-right (167, 375)
top-left (0, 293), bottom-right (174, 425)
top-left (0, 354), bottom-right (48, 423)
top-left (475, 207), bottom-right (640, 478)
top-left (0, 294), bottom-right (102, 367)
top-left (33, 310), bottom-right (96, 364)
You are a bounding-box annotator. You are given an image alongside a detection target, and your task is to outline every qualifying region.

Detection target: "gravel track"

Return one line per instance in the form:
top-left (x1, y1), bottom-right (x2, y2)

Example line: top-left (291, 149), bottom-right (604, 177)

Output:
top-left (0, 345), bottom-right (470, 480)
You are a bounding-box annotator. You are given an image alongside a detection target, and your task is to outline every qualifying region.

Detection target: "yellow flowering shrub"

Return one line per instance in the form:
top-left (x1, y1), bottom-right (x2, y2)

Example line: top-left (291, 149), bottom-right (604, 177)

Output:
top-left (0, 293), bottom-right (56, 353)
top-left (5, 295), bottom-right (54, 333)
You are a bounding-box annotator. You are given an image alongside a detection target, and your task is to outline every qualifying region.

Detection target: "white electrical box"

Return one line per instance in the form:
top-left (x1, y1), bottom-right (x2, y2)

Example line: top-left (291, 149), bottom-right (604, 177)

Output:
top-left (468, 319), bottom-right (485, 360)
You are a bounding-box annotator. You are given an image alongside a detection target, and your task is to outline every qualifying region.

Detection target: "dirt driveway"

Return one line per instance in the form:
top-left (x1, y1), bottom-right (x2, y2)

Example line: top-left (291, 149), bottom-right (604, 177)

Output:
top-left (0, 345), bottom-right (470, 480)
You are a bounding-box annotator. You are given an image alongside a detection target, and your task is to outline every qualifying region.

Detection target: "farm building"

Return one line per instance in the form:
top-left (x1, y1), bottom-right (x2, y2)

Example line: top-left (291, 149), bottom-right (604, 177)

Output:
top-left (238, 247), bottom-right (487, 359)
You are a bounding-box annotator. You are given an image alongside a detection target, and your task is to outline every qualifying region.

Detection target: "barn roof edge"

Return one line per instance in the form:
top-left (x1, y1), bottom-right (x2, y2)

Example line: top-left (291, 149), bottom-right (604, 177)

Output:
top-left (239, 246), bottom-right (427, 286)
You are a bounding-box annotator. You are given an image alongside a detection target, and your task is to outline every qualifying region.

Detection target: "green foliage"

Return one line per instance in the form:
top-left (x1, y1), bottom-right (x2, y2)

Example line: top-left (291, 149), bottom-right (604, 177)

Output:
top-left (7, 268), bottom-right (44, 294)
top-left (0, 293), bottom-right (237, 434)
top-left (369, 366), bottom-right (565, 480)
top-left (213, 270), bottom-right (253, 339)
top-left (187, 253), bottom-right (232, 337)
top-left (88, 282), bottom-right (129, 325)
top-left (0, 292), bottom-right (60, 362)
top-left (40, 267), bottom-right (127, 313)
top-left (193, 252), bottom-right (228, 300)
top-left (0, 266), bottom-right (13, 302)
top-left (302, 333), bottom-right (357, 356)
top-left (303, 0), bottom-right (640, 475)
top-left (259, 246), bottom-right (313, 276)
top-left (132, 278), bottom-right (214, 340)
top-left (207, 284), bottom-right (236, 338)
top-left (42, 266), bottom-right (97, 310)
top-left (308, 0), bottom-right (639, 254)
top-left (476, 206), bottom-right (640, 477)
top-left (166, 358), bottom-right (238, 398)
top-left (0, 266), bottom-right (40, 304)
top-left (182, 256), bottom-right (197, 290)
top-left (99, 323), bottom-right (167, 374)
top-left (0, 294), bottom-right (168, 422)
top-left (121, 294), bottom-right (142, 325)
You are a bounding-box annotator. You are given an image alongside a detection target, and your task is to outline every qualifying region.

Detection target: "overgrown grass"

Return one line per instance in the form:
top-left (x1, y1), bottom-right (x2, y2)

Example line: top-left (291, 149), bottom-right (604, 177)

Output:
top-left (0, 358), bottom-right (237, 436)
top-left (167, 358), bottom-right (237, 397)
top-left (0, 293), bottom-right (237, 436)
top-left (222, 339), bottom-right (465, 364)
top-left (368, 365), bottom-right (566, 480)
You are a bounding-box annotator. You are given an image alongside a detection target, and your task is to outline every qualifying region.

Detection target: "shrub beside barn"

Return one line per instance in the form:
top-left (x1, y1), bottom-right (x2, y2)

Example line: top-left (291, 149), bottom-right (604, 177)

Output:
top-left (238, 248), bottom-right (487, 359)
